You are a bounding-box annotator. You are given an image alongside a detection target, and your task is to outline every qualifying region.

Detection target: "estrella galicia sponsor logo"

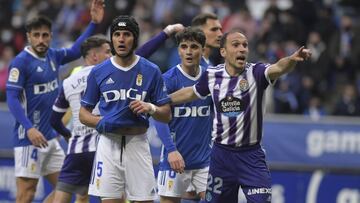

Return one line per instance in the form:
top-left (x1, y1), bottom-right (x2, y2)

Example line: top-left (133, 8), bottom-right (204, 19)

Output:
top-left (103, 88), bottom-right (147, 102)
top-left (219, 95), bottom-right (244, 117)
top-left (34, 79), bottom-right (58, 94)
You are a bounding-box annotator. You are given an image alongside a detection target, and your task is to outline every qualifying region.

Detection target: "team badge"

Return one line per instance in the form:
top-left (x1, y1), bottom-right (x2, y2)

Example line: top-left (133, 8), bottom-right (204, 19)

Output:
top-left (96, 179), bottom-right (100, 189)
top-left (50, 60), bottom-right (56, 71)
top-left (205, 191), bottom-right (212, 202)
top-left (31, 163), bottom-right (36, 172)
top-left (8, 68), bottom-right (20, 82)
top-left (136, 74), bottom-right (143, 86)
top-left (167, 180), bottom-right (174, 190)
top-left (239, 79), bottom-right (249, 91)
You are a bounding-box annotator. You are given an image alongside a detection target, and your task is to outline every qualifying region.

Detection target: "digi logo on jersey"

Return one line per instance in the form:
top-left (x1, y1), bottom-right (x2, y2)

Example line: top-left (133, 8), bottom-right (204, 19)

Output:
top-left (174, 106), bottom-right (210, 117)
top-left (34, 79), bottom-right (58, 94)
top-left (103, 88), bottom-right (147, 102)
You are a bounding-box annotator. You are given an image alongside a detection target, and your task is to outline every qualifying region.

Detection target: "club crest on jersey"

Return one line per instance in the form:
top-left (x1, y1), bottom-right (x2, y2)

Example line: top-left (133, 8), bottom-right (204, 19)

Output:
top-left (50, 60), bottom-right (56, 71)
top-left (219, 95), bottom-right (244, 117)
top-left (239, 79), bottom-right (249, 91)
top-left (167, 180), bottom-right (174, 191)
top-left (136, 74), bottom-right (143, 86)
top-left (8, 68), bottom-right (20, 82)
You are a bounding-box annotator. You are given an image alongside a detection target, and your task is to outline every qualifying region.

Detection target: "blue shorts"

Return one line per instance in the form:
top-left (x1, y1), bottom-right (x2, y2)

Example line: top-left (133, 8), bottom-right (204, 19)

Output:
top-left (205, 143), bottom-right (271, 203)
top-left (58, 151), bottom-right (96, 186)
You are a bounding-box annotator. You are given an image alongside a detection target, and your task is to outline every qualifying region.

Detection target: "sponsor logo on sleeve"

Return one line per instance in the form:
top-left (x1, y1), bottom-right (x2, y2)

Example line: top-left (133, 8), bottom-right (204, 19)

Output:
top-left (8, 68), bottom-right (20, 82)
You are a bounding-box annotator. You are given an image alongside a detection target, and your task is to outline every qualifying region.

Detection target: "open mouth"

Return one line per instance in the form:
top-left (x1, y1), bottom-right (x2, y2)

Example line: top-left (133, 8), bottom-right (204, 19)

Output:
top-left (236, 55), bottom-right (246, 62)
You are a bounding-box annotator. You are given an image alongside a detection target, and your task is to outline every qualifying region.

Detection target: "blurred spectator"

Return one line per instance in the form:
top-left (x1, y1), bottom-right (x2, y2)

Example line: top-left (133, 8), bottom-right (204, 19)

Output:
top-left (274, 79), bottom-right (299, 114)
top-left (0, 45), bottom-right (15, 101)
top-left (304, 96), bottom-right (326, 121)
top-left (333, 84), bottom-right (360, 116)
top-left (328, 15), bottom-right (360, 82)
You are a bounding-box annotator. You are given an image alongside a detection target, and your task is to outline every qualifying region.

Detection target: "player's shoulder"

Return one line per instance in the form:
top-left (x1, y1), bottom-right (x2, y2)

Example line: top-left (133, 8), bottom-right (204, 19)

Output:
top-left (207, 64), bottom-right (225, 73)
top-left (11, 50), bottom-right (29, 66)
top-left (138, 56), bottom-right (160, 71)
top-left (91, 58), bottom-right (112, 73)
top-left (162, 65), bottom-right (178, 78)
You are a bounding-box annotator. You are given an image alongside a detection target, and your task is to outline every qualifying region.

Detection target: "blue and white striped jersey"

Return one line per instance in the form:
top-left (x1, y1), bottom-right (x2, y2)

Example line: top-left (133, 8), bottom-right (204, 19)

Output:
top-left (193, 62), bottom-right (273, 147)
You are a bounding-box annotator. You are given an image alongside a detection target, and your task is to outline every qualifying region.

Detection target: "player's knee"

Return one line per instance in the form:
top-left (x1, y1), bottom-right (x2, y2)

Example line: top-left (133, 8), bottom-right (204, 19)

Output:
top-left (75, 194), bottom-right (89, 203)
top-left (16, 188), bottom-right (36, 202)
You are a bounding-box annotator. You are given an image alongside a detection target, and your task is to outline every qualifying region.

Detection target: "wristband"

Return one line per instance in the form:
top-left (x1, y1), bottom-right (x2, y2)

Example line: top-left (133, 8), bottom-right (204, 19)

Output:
top-left (149, 103), bottom-right (157, 115)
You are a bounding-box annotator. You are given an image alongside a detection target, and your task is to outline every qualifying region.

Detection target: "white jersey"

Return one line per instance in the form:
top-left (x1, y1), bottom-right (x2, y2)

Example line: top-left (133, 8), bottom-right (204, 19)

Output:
top-left (53, 65), bottom-right (99, 154)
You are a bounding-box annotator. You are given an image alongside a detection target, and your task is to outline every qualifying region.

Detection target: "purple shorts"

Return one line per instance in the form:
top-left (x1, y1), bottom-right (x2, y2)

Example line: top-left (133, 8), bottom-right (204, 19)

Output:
top-left (205, 143), bottom-right (271, 203)
top-left (58, 151), bottom-right (96, 186)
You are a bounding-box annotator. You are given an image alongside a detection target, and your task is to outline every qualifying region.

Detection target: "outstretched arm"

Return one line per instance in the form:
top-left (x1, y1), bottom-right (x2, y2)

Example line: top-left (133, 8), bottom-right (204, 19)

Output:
top-left (267, 46), bottom-right (311, 81)
top-left (170, 87), bottom-right (199, 105)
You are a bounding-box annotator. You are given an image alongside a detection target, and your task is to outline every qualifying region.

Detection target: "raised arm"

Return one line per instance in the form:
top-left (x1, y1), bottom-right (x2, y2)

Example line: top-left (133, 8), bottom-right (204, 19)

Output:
top-left (136, 24), bottom-right (184, 58)
top-left (61, 0), bottom-right (105, 63)
top-left (267, 46), bottom-right (311, 81)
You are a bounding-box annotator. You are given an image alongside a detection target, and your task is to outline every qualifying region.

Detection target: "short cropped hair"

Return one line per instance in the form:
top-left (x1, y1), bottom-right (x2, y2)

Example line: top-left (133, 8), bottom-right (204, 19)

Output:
top-left (191, 13), bottom-right (218, 27)
top-left (80, 35), bottom-right (110, 58)
top-left (175, 27), bottom-right (206, 48)
top-left (25, 16), bottom-right (52, 32)
top-left (220, 28), bottom-right (245, 48)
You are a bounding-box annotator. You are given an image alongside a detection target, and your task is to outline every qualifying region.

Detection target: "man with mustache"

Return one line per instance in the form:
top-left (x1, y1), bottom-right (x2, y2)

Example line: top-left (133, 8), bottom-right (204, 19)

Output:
top-left (5, 0), bottom-right (104, 202)
top-left (169, 29), bottom-right (312, 203)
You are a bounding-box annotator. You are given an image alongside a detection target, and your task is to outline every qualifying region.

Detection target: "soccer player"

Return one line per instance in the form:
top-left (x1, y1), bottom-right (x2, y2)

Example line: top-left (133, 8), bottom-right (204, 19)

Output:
top-left (79, 15), bottom-right (183, 203)
top-left (191, 13), bottom-right (223, 66)
top-left (169, 29), bottom-right (311, 203)
top-left (50, 35), bottom-right (111, 203)
top-left (156, 27), bottom-right (213, 203)
top-left (137, 12), bottom-right (222, 67)
top-left (5, 1), bottom-right (104, 203)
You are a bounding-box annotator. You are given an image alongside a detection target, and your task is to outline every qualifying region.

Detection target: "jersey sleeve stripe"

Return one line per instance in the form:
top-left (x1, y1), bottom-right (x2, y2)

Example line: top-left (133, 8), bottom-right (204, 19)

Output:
top-left (52, 105), bottom-right (68, 113)
top-left (193, 85), bottom-right (207, 99)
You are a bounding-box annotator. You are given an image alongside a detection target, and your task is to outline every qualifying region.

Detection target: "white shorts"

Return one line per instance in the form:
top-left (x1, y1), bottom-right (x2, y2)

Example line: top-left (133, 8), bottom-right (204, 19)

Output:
top-left (157, 167), bottom-right (209, 197)
top-left (14, 138), bottom-right (65, 178)
top-left (88, 133), bottom-right (156, 201)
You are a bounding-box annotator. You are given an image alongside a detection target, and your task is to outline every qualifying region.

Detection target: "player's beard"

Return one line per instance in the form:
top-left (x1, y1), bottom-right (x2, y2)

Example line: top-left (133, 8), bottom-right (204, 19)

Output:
top-left (32, 44), bottom-right (48, 57)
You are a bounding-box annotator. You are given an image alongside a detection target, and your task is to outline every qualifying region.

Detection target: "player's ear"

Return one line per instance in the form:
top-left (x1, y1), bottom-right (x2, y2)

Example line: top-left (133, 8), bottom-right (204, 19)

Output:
top-left (220, 47), bottom-right (226, 58)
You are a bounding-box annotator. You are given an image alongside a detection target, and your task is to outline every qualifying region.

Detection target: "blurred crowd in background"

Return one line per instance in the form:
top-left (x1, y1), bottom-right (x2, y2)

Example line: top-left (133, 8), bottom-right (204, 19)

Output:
top-left (0, 0), bottom-right (360, 119)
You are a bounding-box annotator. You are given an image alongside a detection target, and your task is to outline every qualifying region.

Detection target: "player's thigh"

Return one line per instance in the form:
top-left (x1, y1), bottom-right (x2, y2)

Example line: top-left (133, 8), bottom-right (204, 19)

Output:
top-left (88, 135), bottom-right (125, 199)
top-left (204, 145), bottom-right (239, 203)
top-left (190, 166), bottom-right (209, 194)
top-left (16, 176), bottom-right (39, 194)
top-left (157, 169), bottom-right (190, 198)
top-left (14, 145), bottom-right (43, 179)
top-left (159, 195), bottom-right (181, 203)
top-left (124, 134), bottom-right (156, 201)
top-left (236, 146), bottom-right (272, 202)
top-left (41, 138), bottom-right (65, 177)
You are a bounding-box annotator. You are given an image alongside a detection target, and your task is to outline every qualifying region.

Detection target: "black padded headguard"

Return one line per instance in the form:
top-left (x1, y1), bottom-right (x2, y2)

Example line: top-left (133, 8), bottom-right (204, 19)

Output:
top-left (110, 15), bottom-right (139, 54)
